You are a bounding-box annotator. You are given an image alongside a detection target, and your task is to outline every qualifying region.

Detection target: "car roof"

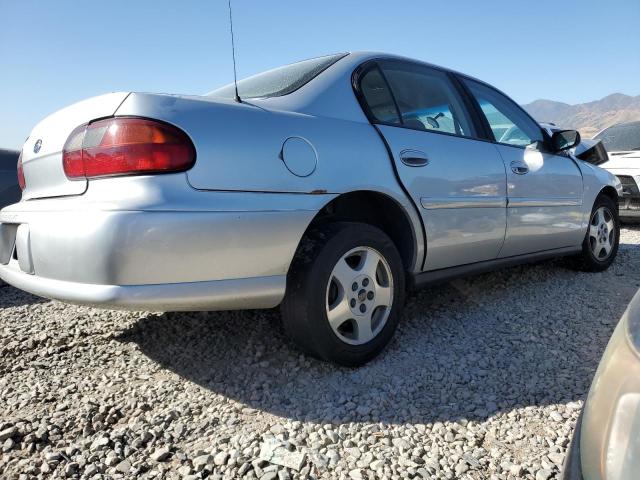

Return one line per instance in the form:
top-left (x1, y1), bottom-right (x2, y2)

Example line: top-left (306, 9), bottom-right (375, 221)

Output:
top-left (343, 51), bottom-right (483, 82)
top-left (245, 51), bottom-right (512, 125)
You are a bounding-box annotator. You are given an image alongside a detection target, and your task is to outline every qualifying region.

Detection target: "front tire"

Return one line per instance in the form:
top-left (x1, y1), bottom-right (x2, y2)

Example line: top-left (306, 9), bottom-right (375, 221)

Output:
top-left (569, 194), bottom-right (620, 272)
top-left (281, 222), bottom-right (405, 366)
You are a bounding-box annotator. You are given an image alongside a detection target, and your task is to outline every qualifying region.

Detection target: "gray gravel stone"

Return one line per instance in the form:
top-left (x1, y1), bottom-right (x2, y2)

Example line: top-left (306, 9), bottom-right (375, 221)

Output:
top-left (178, 464), bottom-right (193, 476)
top-left (259, 438), bottom-right (306, 471)
top-left (84, 463), bottom-right (99, 476)
top-left (277, 469), bottom-right (291, 480)
top-left (151, 446), bottom-right (171, 462)
top-left (44, 451), bottom-right (62, 462)
top-left (64, 462), bottom-right (79, 477)
top-left (116, 459), bottom-right (131, 474)
top-left (536, 469), bottom-right (553, 480)
top-left (550, 411), bottom-right (564, 422)
top-left (509, 464), bottom-right (524, 476)
top-left (213, 450), bottom-right (229, 466)
top-left (0, 426), bottom-right (17, 441)
top-left (349, 469), bottom-right (365, 480)
top-left (548, 451), bottom-right (565, 465)
top-left (193, 453), bottom-right (212, 470)
top-left (3, 438), bottom-right (14, 452)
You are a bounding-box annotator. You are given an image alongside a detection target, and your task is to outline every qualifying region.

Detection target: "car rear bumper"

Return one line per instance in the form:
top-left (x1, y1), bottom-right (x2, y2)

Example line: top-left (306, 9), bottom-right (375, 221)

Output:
top-left (0, 188), bottom-right (330, 310)
top-left (0, 265), bottom-right (285, 310)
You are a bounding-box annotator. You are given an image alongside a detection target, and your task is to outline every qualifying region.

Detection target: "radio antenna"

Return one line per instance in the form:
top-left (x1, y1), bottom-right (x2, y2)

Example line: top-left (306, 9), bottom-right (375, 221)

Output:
top-left (227, 0), bottom-right (241, 103)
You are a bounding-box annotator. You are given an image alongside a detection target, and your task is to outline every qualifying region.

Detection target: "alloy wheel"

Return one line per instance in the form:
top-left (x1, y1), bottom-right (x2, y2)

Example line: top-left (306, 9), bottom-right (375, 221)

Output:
top-left (588, 206), bottom-right (616, 260)
top-left (325, 246), bottom-right (393, 345)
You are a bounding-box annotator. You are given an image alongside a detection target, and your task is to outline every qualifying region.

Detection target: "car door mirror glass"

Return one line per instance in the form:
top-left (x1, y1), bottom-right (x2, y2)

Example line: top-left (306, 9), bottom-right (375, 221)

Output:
top-left (552, 130), bottom-right (581, 151)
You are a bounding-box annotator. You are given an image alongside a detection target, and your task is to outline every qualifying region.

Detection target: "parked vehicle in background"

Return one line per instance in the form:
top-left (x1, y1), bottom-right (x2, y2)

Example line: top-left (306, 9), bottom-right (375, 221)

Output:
top-left (0, 149), bottom-right (21, 208)
top-left (595, 122), bottom-right (640, 220)
top-left (0, 52), bottom-right (623, 365)
top-left (0, 149), bottom-right (20, 286)
top-left (562, 288), bottom-right (640, 480)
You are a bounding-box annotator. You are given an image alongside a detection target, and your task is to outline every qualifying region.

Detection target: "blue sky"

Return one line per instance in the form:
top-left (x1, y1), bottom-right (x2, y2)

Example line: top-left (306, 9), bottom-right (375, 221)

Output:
top-left (1, 0), bottom-right (639, 149)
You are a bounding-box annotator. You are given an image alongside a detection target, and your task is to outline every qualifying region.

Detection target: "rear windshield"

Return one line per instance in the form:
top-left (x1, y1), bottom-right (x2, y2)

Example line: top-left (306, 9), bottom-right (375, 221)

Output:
top-left (594, 121), bottom-right (640, 151)
top-left (207, 53), bottom-right (348, 100)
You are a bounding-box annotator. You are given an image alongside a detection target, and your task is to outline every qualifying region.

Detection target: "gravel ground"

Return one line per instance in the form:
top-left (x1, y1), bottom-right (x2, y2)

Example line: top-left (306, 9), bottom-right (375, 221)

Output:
top-left (2, 227), bottom-right (640, 480)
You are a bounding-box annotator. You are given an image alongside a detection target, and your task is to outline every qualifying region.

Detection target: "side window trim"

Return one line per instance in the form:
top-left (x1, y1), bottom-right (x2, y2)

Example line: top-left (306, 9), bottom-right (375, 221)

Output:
top-left (448, 73), bottom-right (494, 142)
top-left (375, 63), bottom-right (405, 127)
top-left (352, 60), bottom-right (402, 127)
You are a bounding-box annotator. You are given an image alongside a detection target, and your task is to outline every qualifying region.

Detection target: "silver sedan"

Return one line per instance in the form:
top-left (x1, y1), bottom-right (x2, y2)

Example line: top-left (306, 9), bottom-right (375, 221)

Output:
top-left (0, 52), bottom-right (622, 365)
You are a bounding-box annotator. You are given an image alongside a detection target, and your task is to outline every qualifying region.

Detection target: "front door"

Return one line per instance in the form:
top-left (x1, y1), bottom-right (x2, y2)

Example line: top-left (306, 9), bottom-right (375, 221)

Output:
top-left (357, 61), bottom-right (507, 271)
top-left (462, 78), bottom-right (584, 257)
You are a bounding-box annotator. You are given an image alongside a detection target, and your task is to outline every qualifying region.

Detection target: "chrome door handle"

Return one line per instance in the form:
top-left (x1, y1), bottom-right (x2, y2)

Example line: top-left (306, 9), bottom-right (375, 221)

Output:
top-left (510, 161), bottom-right (529, 175)
top-left (400, 149), bottom-right (429, 167)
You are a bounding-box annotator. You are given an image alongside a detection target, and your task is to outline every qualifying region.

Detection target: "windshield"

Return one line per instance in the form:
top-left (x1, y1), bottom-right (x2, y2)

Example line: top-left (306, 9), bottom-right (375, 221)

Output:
top-left (207, 53), bottom-right (348, 100)
top-left (594, 121), bottom-right (640, 151)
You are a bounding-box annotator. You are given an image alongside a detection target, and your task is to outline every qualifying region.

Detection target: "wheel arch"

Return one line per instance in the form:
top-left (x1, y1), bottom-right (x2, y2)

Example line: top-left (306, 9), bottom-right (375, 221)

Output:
top-left (598, 186), bottom-right (619, 213)
top-left (299, 190), bottom-right (424, 274)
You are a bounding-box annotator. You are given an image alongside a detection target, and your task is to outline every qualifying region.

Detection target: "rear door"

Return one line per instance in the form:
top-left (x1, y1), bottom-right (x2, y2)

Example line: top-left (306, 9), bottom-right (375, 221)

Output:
top-left (357, 60), bottom-right (507, 271)
top-left (461, 78), bottom-right (584, 257)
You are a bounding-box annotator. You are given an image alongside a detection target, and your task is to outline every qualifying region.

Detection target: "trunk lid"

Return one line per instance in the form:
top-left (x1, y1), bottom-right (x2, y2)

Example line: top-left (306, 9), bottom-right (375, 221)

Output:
top-left (20, 92), bottom-right (130, 200)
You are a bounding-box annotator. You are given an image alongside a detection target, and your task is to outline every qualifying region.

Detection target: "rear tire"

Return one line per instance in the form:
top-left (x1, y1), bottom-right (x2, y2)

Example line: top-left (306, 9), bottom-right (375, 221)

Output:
top-left (281, 222), bottom-right (405, 367)
top-left (568, 194), bottom-right (619, 272)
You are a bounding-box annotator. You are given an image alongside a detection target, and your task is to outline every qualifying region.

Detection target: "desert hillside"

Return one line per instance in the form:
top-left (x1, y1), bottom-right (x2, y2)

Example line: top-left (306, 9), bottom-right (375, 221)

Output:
top-left (522, 93), bottom-right (640, 139)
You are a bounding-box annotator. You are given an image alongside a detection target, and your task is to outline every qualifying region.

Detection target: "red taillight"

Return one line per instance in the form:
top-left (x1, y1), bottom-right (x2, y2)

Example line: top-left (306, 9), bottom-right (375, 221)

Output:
top-left (62, 117), bottom-right (195, 179)
top-left (17, 152), bottom-right (26, 190)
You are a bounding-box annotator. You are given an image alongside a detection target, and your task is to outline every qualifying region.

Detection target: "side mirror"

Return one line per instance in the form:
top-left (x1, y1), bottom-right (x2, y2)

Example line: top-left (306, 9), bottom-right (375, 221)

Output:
top-left (551, 129), bottom-right (581, 152)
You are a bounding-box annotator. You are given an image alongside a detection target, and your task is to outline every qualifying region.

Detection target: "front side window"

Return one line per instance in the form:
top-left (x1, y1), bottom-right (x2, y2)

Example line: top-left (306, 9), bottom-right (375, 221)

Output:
top-left (379, 62), bottom-right (475, 137)
top-left (464, 78), bottom-right (544, 148)
top-left (208, 53), bottom-right (348, 99)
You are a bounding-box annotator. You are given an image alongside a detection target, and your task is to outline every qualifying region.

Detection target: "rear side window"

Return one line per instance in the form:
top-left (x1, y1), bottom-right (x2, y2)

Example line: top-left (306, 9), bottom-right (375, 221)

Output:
top-left (208, 53), bottom-right (348, 99)
top-left (463, 78), bottom-right (544, 148)
top-left (378, 61), bottom-right (475, 137)
top-left (359, 67), bottom-right (401, 125)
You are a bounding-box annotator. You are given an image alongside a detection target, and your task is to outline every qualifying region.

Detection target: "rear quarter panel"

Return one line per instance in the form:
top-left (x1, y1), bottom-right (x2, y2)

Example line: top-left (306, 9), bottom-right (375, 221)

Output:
top-left (115, 93), bottom-right (407, 197)
top-left (115, 93), bottom-right (424, 272)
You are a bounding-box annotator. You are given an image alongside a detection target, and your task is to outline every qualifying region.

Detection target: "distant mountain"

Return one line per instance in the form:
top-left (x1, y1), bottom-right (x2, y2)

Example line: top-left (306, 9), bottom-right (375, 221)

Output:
top-left (522, 93), bottom-right (640, 138)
